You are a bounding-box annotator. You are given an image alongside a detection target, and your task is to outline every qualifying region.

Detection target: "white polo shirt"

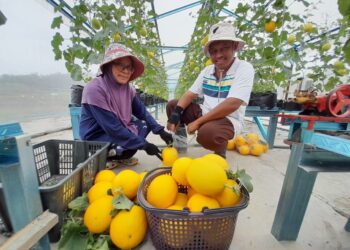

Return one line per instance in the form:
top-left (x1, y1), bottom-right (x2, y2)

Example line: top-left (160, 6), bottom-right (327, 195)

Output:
top-left (189, 58), bottom-right (254, 136)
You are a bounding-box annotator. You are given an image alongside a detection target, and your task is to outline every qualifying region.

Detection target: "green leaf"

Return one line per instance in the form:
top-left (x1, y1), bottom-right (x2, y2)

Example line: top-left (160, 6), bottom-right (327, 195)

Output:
top-left (87, 52), bottom-right (104, 64)
top-left (72, 44), bottom-right (88, 59)
top-left (343, 38), bottom-right (350, 64)
top-left (226, 169), bottom-right (253, 193)
top-left (58, 220), bottom-right (88, 250)
top-left (300, 0), bottom-right (310, 7)
top-left (272, 34), bottom-right (281, 48)
top-left (68, 193), bottom-right (89, 212)
top-left (88, 236), bottom-right (110, 250)
top-left (274, 72), bottom-right (286, 85)
top-left (51, 32), bottom-right (64, 60)
top-left (71, 64), bottom-right (83, 81)
top-left (64, 49), bottom-right (74, 63)
top-left (325, 76), bottom-right (340, 91)
top-left (53, 47), bottom-right (62, 60)
top-left (81, 38), bottom-right (93, 47)
top-left (74, 15), bottom-right (88, 28)
top-left (280, 30), bottom-right (288, 42)
top-left (51, 16), bottom-right (63, 29)
top-left (262, 47), bottom-right (274, 59)
top-left (338, 0), bottom-right (350, 17)
top-left (112, 193), bottom-right (134, 211)
top-left (237, 169), bottom-right (253, 193)
top-left (273, 0), bottom-right (285, 9)
top-left (77, 3), bottom-right (89, 14)
top-left (54, 2), bottom-right (64, 12)
top-left (226, 169), bottom-right (239, 180)
top-left (51, 32), bottom-right (63, 47)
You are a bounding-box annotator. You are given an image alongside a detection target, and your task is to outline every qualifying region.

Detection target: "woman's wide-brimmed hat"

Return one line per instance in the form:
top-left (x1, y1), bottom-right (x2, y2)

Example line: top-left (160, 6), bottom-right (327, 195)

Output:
top-left (99, 43), bottom-right (144, 81)
top-left (204, 22), bottom-right (246, 57)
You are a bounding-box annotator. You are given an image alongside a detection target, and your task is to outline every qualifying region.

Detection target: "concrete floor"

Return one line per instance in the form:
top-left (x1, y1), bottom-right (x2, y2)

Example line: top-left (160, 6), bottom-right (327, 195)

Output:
top-left (1, 109), bottom-right (350, 250)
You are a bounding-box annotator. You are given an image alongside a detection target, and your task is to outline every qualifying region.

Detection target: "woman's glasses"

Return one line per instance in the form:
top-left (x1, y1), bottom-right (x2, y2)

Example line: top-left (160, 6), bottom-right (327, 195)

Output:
top-left (112, 61), bottom-right (134, 73)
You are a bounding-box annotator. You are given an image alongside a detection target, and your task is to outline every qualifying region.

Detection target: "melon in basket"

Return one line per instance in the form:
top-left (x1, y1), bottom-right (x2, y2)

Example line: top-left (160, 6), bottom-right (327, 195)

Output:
top-left (186, 158), bottom-right (227, 196)
top-left (147, 174), bottom-right (178, 208)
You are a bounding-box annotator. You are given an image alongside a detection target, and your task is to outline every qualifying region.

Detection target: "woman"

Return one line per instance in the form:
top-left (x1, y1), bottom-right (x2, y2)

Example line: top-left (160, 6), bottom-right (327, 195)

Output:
top-left (80, 43), bottom-right (173, 168)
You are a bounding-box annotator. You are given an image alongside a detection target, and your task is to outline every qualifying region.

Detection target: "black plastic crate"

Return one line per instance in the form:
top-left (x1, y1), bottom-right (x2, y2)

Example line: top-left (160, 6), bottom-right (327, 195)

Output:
top-left (0, 139), bottom-right (109, 242)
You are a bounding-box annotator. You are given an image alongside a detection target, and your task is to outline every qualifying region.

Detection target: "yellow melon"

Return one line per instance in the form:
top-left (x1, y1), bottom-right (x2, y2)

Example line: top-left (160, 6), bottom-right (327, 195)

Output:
top-left (162, 146), bottom-right (179, 167)
top-left (87, 181), bottom-right (113, 203)
top-left (94, 169), bottom-right (116, 184)
top-left (110, 205), bottom-right (147, 249)
top-left (186, 158), bottom-right (227, 196)
top-left (112, 169), bottom-right (140, 199)
top-left (172, 157), bottom-right (193, 185)
top-left (187, 193), bottom-right (220, 212)
top-left (174, 193), bottom-right (188, 207)
top-left (147, 174), bottom-right (178, 208)
top-left (202, 153), bottom-right (229, 170)
top-left (215, 179), bottom-right (241, 207)
top-left (84, 195), bottom-right (113, 233)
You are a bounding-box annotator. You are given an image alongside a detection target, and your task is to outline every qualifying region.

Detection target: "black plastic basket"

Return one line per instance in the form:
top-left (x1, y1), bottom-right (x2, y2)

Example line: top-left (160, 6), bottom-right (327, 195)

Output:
top-left (0, 139), bottom-right (109, 242)
top-left (137, 168), bottom-right (249, 250)
top-left (248, 92), bottom-right (277, 109)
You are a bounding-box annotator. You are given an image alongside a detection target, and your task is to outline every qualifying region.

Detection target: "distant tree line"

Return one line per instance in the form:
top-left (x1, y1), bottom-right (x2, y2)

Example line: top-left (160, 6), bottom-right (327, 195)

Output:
top-left (0, 73), bottom-right (82, 93)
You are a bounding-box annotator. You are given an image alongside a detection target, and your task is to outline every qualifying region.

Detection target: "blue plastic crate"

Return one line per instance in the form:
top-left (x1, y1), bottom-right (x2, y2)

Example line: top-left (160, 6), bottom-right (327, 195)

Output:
top-left (69, 105), bottom-right (82, 140)
top-left (0, 122), bottom-right (23, 164)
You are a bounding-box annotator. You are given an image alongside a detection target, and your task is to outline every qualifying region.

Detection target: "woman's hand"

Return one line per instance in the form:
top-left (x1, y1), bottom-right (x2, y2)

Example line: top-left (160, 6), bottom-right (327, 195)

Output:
top-left (159, 129), bottom-right (173, 145)
top-left (142, 142), bottom-right (163, 161)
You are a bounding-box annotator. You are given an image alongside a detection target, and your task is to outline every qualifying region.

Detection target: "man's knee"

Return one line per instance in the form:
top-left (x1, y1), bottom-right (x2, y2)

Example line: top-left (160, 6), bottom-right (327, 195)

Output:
top-left (196, 123), bottom-right (215, 149)
top-left (196, 122), bottom-right (231, 152)
top-left (166, 99), bottom-right (178, 117)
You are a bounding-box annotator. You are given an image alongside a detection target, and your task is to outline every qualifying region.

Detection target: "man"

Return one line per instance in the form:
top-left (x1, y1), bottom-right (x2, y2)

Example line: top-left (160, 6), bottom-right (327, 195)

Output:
top-left (167, 22), bottom-right (255, 158)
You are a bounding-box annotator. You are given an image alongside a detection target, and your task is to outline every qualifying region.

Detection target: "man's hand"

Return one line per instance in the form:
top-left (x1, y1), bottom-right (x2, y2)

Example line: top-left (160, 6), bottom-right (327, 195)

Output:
top-left (142, 142), bottom-right (162, 160)
top-left (159, 129), bottom-right (173, 145)
top-left (187, 120), bottom-right (201, 134)
top-left (167, 122), bottom-right (179, 132)
top-left (167, 106), bottom-right (184, 132)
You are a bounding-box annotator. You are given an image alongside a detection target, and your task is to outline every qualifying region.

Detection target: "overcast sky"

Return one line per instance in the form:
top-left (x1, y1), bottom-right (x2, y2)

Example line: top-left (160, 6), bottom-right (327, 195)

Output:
top-left (0, 0), bottom-right (341, 77)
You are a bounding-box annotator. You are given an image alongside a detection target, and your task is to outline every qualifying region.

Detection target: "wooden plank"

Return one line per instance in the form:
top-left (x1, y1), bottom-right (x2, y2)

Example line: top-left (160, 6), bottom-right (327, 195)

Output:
top-left (0, 210), bottom-right (58, 250)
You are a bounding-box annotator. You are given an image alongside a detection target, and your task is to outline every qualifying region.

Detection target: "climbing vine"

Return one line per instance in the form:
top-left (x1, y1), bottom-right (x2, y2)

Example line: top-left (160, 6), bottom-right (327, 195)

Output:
top-left (50, 0), bottom-right (168, 99)
top-left (51, 0), bottom-right (350, 99)
top-left (175, 0), bottom-right (350, 97)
